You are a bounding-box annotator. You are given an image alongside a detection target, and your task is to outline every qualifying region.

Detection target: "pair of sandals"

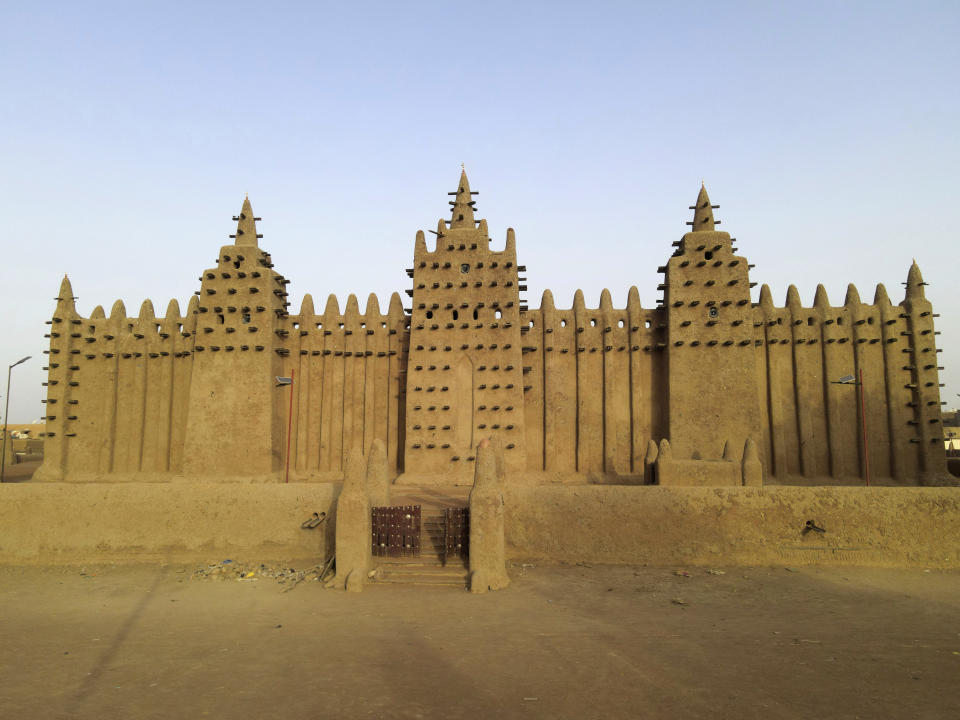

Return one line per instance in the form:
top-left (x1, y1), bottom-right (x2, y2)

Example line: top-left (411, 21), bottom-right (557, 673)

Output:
top-left (301, 511), bottom-right (327, 529)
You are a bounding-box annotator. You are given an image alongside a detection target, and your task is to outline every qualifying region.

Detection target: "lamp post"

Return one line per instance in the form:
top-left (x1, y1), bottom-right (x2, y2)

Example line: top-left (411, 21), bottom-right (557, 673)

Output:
top-left (1, 355), bottom-right (32, 483)
top-left (831, 370), bottom-right (870, 486)
top-left (275, 370), bottom-right (295, 483)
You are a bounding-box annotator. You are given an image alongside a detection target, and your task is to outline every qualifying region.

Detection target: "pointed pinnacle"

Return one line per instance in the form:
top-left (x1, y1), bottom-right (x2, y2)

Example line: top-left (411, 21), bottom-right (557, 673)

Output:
top-left (814, 284), bottom-right (830, 308)
top-left (235, 196), bottom-right (259, 248)
top-left (844, 283), bottom-right (861, 306)
top-left (364, 292), bottom-right (381, 317)
top-left (688, 184), bottom-right (716, 231)
top-left (541, 288), bottom-right (556, 312)
top-left (599, 288), bottom-right (613, 311)
top-left (873, 283), bottom-right (891, 306)
top-left (323, 294), bottom-right (340, 317)
top-left (138, 299), bottom-right (156, 321)
top-left (448, 168), bottom-right (476, 229)
top-left (758, 284), bottom-right (773, 309)
top-left (300, 293), bottom-right (316, 318)
top-left (164, 298), bottom-right (182, 320)
top-left (785, 284), bottom-right (802, 309)
top-left (57, 275), bottom-right (75, 305)
top-left (658, 438), bottom-right (672, 459)
top-left (906, 260), bottom-right (925, 300)
top-left (645, 439), bottom-right (659, 464)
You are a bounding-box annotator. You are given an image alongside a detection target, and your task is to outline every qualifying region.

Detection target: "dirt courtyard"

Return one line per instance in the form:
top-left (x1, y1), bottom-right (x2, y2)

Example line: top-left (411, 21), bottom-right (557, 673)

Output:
top-left (0, 562), bottom-right (957, 720)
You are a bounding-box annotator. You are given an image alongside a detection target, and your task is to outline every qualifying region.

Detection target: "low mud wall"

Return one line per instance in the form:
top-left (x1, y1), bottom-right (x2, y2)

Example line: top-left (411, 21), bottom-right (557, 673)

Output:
top-left (504, 486), bottom-right (960, 568)
top-left (0, 484), bottom-right (339, 564)
top-left (1, 483), bottom-right (958, 568)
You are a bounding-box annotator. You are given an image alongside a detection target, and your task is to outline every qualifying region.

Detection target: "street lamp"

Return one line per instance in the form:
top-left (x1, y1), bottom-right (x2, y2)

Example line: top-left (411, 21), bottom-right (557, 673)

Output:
top-left (276, 370), bottom-right (295, 483)
top-left (1, 355), bottom-right (32, 483)
top-left (831, 369), bottom-right (869, 486)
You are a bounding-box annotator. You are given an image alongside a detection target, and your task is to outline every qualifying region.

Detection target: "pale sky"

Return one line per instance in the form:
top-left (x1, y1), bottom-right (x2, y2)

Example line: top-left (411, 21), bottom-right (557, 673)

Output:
top-left (1, 1), bottom-right (958, 422)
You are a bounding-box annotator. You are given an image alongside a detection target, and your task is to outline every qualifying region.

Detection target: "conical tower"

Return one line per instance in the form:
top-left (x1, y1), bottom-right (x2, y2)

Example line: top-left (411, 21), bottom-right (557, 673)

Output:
top-left (900, 260), bottom-right (949, 484)
top-left (661, 183), bottom-right (761, 461)
top-left (687, 183), bottom-right (719, 232)
top-left (402, 169), bottom-right (527, 481)
top-left (448, 169), bottom-right (477, 229)
top-left (33, 275), bottom-right (80, 482)
top-left (182, 196), bottom-right (289, 479)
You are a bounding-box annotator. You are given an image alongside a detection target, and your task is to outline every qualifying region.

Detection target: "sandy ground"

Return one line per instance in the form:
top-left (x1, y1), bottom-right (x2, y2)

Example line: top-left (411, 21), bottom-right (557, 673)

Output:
top-left (1, 562), bottom-right (958, 720)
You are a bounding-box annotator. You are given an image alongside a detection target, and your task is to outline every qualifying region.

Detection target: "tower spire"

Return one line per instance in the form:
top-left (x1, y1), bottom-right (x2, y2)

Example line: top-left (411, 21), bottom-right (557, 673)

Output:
top-left (447, 168), bottom-right (477, 229)
top-left (687, 183), bottom-right (719, 231)
top-left (905, 259), bottom-right (926, 300)
top-left (233, 195), bottom-right (260, 247)
top-left (56, 275), bottom-right (76, 313)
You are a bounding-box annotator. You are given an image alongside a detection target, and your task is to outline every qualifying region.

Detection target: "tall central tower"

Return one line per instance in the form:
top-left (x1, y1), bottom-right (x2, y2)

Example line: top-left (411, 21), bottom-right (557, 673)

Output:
top-left (663, 185), bottom-right (761, 460)
top-left (403, 171), bottom-right (526, 481)
top-left (182, 197), bottom-right (288, 479)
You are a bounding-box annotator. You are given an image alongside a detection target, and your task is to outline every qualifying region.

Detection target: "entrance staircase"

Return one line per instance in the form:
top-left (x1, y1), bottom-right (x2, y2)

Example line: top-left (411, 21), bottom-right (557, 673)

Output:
top-left (371, 487), bottom-right (470, 589)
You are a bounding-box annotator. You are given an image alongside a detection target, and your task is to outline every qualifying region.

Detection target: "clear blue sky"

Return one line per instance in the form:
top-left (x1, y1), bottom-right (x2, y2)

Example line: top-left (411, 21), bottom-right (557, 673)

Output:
top-left (1, 1), bottom-right (958, 422)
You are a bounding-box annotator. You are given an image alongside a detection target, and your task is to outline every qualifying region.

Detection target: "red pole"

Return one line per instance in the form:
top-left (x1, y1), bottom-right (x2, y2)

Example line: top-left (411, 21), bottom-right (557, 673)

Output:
top-left (285, 368), bottom-right (295, 484)
top-left (859, 368), bottom-right (870, 486)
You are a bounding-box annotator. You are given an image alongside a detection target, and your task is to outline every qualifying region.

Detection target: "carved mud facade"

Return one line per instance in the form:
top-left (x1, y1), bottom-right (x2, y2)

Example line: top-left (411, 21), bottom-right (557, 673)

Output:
top-left (36, 173), bottom-right (949, 485)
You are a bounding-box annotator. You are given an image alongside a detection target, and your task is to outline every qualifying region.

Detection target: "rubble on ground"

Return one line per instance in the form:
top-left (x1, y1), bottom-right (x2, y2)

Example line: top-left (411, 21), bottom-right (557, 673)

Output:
top-left (190, 559), bottom-right (333, 589)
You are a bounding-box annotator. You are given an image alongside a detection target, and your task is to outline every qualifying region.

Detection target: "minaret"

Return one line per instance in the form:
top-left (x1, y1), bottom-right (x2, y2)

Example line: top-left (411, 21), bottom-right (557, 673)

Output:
top-left (901, 260), bottom-right (950, 484)
top-left (403, 169), bottom-right (526, 482)
top-left (661, 184), bottom-right (761, 461)
top-left (34, 275), bottom-right (79, 482)
top-left (182, 196), bottom-right (288, 480)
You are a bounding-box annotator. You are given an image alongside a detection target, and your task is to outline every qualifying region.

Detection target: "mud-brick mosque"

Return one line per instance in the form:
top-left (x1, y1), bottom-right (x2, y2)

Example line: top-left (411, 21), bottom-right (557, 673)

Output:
top-left (36, 171), bottom-right (951, 488)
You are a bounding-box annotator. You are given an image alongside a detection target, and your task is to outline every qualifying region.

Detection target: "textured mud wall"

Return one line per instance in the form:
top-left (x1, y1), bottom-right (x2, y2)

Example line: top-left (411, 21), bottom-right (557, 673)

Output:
top-left (520, 287), bottom-right (666, 476)
top-left (3, 483), bottom-right (956, 568)
top-left (35, 281), bottom-right (199, 482)
top-left (279, 291), bottom-right (409, 478)
top-left (753, 274), bottom-right (945, 485)
top-left (0, 484), bottom-right (338, 564)
top-left (504, 485), bottom-right (960, 568)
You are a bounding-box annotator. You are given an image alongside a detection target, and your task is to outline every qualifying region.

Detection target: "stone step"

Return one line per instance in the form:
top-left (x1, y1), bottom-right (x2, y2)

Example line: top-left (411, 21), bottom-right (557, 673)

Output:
top-left (381, 563), bottom-right (466, 576)
top-left (374, 574), bottom-right (467, 587)
top-left (378, 556), bottom-right (467, 569)
top-left (374, 558), bottom-right (469, 588)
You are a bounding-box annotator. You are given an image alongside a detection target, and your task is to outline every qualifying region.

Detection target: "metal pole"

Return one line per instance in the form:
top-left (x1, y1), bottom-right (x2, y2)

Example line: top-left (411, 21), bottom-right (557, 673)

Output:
top-left (1, 364), bottom-right (11, 483)
top-left (2, 357), bottom-right (31, 483)
top-left (284, 368), bottom-right (295, 484)
top-left (859, 368), bottom-right (870, 486)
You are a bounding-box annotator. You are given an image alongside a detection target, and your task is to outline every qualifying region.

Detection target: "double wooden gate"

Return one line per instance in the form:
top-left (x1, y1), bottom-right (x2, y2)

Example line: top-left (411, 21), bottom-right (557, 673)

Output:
top-left (371, 505), bottom-right (469, 563)
top-left (443, 507), bottom-right (469, 562)
top-left (371, 505), bottom-right (421, 557)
